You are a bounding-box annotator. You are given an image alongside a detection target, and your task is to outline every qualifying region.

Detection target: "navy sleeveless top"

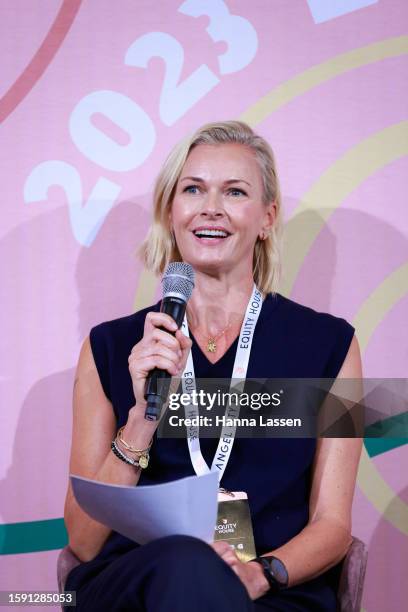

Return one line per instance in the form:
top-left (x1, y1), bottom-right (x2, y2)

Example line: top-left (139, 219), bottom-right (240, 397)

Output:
top-left (66, 292), bottom-right (355, 610)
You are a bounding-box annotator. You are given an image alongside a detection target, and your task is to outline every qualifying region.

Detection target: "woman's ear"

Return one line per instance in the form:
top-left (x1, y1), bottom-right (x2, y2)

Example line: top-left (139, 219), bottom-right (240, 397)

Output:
top-left (262, 200), bottom-right (277, 234)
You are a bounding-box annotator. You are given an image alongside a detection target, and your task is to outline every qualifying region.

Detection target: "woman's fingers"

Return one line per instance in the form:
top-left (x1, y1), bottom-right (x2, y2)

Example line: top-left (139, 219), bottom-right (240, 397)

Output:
top-left (176, 329), bottom-right (193, 351)
top-left (143, 311), bottom-right (178, 337)
top-left (210, 541), bottom-right (234, 555)
top-left (128, 314), bottom-right (193, 408)
top-left (220, 549), bottom-right (238, 564)
top-left (150, 327), bottom-right (181, 350)
top-left (211, 543), bottom-right (244, 580)
top-left (131, 355), bottom-right (180, 377)
top-left (176, 329), bottom-right (193, 363)
top-left (138, 343), bottom-right (181, 368)
top-left (211, 541), bottom-right (241, 565)
top-left (128, 313), bottom-right (189, 411)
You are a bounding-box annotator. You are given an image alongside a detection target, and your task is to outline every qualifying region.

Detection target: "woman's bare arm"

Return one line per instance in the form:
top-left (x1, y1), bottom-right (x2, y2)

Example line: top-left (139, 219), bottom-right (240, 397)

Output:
top-left (63, 336), bottom-right (155, 563)
top-left (64, 314), bottom-right (192, 563)
top-left (250, 334), bottom-right (363, 587)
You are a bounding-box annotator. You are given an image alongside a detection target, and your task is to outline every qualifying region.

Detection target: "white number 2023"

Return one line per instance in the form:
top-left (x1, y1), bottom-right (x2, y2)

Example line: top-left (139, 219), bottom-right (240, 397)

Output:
top-left (24, 1), bottom-right (258, 246)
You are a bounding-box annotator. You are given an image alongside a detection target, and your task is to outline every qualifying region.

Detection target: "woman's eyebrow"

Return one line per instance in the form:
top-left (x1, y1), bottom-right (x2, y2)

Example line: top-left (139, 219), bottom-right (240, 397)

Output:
top-left (224, 179), bottom-right (251, 186)
top-left (180, 176), bottom-right (205, 183)
top-left (180, 176), bottom-right (251, 186)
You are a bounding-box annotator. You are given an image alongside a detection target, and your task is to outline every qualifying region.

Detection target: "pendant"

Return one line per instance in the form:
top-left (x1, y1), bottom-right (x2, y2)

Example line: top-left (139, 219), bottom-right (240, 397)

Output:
top-left (207, 338), bottom-right (217, 353)
top-left (138, 454), bottom-right (149, 469)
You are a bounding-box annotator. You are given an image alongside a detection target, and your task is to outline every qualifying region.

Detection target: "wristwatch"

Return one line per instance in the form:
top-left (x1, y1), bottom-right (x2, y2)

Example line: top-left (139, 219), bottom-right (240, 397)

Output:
top-left (251, 555), bottom-right (289, 592)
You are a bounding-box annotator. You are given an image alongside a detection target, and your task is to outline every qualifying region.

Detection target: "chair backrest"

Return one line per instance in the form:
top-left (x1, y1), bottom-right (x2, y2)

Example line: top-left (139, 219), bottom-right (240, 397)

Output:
top-left (337, 536), bottom-right (368, 612)
top-left (57, 545), bottom-right (82, 594)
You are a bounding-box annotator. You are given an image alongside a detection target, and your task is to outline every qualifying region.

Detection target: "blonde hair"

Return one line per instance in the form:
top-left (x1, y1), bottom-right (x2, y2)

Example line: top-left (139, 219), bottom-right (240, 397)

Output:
top-left (138, 120), bottom-right (283, 295)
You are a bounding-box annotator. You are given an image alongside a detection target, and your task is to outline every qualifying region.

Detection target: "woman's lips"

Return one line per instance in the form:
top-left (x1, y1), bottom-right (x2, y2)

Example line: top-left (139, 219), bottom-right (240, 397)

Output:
top-left (192, 233), bottom-right (231, 245)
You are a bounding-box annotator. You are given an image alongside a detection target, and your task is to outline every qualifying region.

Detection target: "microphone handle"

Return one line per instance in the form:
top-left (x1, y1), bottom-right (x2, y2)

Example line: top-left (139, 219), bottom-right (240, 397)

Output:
top-left (144, 296), bottom-right (187, 421)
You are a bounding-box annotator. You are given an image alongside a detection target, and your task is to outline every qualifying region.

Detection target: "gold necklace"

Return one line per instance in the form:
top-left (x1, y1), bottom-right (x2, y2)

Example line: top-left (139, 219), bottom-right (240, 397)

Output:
top-left (187, 315), bottom-right (235, 353)
top-left (206, 322), bottom-right (234, 353)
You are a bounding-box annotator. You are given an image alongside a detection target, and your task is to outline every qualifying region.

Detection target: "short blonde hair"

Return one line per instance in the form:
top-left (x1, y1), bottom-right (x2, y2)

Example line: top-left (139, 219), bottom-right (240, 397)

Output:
top-left (138, 121), bottom-right (283, 295)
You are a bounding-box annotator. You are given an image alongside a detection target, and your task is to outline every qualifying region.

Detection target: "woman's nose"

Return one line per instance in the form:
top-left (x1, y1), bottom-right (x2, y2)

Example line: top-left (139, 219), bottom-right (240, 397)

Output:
top-left (200, 190), bottom-right (225, 216)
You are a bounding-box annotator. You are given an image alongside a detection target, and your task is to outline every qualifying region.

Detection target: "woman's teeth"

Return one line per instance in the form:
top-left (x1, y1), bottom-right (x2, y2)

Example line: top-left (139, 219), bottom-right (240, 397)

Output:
top-left (193, 229), bottom-right (229, 238)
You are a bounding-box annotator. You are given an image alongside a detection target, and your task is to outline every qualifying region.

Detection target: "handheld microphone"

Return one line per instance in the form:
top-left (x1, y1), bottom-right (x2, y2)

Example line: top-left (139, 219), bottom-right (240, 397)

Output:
top-left (144, 262), bottom-right (195, 421)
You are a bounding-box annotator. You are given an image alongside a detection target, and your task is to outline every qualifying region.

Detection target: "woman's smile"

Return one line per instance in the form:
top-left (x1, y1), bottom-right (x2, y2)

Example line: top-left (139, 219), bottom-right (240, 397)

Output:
top-left (191, 225), bottom-right (233, 245)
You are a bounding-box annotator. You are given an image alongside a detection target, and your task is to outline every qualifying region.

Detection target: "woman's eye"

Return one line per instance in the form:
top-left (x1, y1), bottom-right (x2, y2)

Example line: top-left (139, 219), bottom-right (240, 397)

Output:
top-left (228, 188), bottom-right (246, 197)
top-left (184, 185), bottom-right (200, 194)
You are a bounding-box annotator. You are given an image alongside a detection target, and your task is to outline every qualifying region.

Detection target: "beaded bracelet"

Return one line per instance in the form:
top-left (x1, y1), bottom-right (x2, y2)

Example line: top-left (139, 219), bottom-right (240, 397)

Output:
top-left (111, 439), bottom-right (149, 469)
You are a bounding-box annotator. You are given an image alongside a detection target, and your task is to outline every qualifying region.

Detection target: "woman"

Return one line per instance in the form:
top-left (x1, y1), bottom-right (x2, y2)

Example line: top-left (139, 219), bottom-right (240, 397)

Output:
top-left (63, 121), bottom-right (363, 611)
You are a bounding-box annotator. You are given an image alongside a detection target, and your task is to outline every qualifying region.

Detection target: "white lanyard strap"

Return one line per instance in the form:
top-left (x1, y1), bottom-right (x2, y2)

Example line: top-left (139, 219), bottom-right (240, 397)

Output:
top-left (180, 285), bottom-right (263, 483)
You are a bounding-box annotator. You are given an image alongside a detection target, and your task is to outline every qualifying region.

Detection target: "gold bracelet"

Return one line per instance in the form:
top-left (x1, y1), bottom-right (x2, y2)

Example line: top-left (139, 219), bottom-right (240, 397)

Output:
top-left (117, 426), bottom-right (153, 453)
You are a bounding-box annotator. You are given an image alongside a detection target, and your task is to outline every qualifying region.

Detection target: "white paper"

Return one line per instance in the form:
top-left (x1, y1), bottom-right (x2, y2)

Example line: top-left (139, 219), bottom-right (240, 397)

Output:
top-left (70, 470), bottom-right (219, 545)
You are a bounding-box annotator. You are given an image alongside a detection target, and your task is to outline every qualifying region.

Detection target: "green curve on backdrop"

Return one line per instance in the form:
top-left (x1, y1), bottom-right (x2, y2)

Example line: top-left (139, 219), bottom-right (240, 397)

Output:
top-left (0, 518), bottom-right (67, 555)
top-left (1, 429), bottom-right (407, 555)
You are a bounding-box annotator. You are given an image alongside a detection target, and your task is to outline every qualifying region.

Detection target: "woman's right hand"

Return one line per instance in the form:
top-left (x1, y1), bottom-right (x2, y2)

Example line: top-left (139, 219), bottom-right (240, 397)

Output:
top-left (127, 311), bottom-right (192, 423)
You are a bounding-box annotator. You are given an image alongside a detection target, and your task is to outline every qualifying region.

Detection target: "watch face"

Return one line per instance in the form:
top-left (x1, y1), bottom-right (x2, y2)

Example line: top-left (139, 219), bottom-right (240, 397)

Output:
top-left (268, 557), bottom-right (288, 586)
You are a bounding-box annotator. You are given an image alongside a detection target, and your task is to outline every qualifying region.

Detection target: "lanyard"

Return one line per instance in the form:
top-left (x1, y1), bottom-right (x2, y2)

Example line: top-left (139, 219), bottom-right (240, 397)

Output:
top-left (180, 284), bottom-right (263, 484)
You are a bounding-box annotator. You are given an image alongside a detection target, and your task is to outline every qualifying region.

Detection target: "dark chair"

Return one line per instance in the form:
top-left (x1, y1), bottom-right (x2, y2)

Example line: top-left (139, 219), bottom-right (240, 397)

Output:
top-left (57, 536), bottom-right (368, 611)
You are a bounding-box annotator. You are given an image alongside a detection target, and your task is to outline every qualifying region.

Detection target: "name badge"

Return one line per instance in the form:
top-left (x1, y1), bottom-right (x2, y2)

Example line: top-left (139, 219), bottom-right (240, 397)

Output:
top-left (214, 489), bottom-right (256, 563)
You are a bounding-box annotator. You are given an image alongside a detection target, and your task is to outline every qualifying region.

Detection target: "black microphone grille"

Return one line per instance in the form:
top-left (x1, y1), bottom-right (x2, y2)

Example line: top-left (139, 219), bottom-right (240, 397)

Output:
top-left (162, 262), bottom-right (195, 302)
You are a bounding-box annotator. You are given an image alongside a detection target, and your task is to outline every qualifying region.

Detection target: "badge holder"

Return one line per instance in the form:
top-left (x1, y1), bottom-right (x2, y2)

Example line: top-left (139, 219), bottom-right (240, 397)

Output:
top-left (214, 488), bottom-right (256, 563)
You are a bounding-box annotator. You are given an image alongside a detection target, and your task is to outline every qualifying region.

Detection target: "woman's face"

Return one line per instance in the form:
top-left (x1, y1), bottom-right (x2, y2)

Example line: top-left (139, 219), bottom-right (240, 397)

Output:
top-left (169, 143), bottom-right (276, 277)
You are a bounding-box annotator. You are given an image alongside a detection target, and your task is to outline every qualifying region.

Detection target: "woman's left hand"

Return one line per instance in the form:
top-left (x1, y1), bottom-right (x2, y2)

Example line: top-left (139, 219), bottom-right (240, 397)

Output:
top-left (209, 541), bottom-right (270, 600)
